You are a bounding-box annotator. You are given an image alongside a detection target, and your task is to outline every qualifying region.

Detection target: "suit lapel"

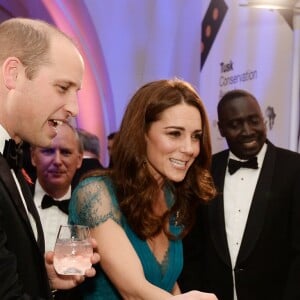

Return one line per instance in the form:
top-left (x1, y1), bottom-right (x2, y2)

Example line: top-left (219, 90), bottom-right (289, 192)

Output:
top-left (16, 169), bottom-right (45, 253)
top-left (0, 156), bottom-right (43, 252)
top-left (209, 150), bottom-right (232, 267)
top-left (0, 157), bottom-right (31, 224)
top-left (236, 142), bottom-right (276, 264)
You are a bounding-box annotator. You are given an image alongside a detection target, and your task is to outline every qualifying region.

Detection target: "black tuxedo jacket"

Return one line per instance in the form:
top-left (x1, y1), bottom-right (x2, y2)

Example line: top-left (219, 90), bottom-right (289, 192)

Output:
top-left (0, 156), bottom-right (51, 299)
top-left (179, 141), bottom-right (300, 300)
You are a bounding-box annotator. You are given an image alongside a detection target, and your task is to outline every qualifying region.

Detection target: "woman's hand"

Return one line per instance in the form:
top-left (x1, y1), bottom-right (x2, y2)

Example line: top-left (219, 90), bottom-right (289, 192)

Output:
top-left (169, 290), bottom-right (218, 300)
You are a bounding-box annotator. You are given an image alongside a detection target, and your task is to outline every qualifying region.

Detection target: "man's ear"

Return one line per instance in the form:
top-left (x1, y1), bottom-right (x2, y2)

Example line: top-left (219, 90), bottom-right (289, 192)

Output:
top-left (77, 153), bottom-right (83, 168)
top-left (2, 57), bottom-right (20, 90)
top-left (218, 121), bottom-right (225, 137)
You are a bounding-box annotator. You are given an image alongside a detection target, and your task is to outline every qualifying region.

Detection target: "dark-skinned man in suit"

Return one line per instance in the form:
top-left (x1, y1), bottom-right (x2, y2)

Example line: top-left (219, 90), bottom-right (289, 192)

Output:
top-left (179, 89), bottom-right (300, 300)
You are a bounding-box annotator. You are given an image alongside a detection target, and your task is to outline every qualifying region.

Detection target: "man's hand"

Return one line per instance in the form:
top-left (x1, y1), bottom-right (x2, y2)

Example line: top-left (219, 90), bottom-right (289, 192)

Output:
top-left (45, 238), bottom-right (100, 290)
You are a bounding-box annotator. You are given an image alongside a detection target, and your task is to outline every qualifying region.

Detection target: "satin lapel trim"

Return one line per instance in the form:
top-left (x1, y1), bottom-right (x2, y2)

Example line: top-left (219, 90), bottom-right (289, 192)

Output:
top-left (0, 157), bottom-right (36, 237)
top-left (236, 142), bottom-right (276, 264)
top-left (209, 151), bottom-right (232, 267)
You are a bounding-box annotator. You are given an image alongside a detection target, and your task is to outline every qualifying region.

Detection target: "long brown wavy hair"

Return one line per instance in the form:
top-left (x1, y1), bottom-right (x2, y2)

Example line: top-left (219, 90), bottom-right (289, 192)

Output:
top-left (104, 79), bottom-right (216, 240)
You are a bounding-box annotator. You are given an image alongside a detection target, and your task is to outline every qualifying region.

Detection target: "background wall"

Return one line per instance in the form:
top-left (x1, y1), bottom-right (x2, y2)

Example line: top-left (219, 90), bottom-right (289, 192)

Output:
top-left (199, 0), bottom-right (298, 153)
top-left (0, 0), bottom-right (299, 165)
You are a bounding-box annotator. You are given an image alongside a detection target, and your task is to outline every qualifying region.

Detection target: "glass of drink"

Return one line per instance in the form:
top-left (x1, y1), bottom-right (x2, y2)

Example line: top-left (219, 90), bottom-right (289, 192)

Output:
top-left (53, 225), bottom-right (93, 275)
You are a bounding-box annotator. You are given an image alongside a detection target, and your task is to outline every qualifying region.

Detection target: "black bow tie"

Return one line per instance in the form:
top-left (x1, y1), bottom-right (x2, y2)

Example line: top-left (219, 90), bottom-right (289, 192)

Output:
top-left (228, 157), bottom-right (258, 175)
top-left (2, 139), bottom-right (23, 170)
top-left (41, 194), bottom-right (69, 214)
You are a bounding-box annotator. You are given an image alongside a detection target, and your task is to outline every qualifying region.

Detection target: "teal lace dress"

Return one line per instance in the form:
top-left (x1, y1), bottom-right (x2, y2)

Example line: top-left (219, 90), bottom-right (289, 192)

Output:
top-left (68, 175), bottom-right (183, 300)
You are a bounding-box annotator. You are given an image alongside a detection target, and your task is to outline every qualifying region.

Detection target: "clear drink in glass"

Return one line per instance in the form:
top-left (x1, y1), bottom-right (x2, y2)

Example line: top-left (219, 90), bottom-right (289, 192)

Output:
top-left (54, 225), bottom-right (93, 275)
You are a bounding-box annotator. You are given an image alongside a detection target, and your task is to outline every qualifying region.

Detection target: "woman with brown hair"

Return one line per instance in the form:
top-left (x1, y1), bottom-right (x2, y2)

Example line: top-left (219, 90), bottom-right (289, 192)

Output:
top-left (69, 78), bottom-right (217, 300)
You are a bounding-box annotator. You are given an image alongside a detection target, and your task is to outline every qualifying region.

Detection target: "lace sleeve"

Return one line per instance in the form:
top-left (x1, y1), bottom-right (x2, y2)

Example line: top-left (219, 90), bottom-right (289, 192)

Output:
top-left (69, 176), bottom-right (121, 228)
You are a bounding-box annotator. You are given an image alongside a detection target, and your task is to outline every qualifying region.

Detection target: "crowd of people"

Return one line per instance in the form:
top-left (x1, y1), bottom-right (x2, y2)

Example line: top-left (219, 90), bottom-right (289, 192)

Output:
top-left (0, 16), bottom-right (299, 300)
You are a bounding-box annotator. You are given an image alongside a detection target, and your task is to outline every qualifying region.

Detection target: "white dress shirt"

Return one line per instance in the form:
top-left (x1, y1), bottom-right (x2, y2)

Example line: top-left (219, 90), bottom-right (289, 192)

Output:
top-left (33, 180), bottom-right (70, 252)
top-left (224, 143), bottom-right (267, 300)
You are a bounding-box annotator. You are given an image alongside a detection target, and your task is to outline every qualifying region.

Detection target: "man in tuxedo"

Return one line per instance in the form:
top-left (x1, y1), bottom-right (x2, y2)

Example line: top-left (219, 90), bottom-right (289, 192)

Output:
top-left (0, 18), bottom-right (99, 299)
top-left (179, 89), bottom-right (300, 300)
top-left (72, 128), bottom-right (104, 188)
top-left (31, 123), bottom-right (83, 252)
top-left (31, 123), bottom-right (84, 300)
